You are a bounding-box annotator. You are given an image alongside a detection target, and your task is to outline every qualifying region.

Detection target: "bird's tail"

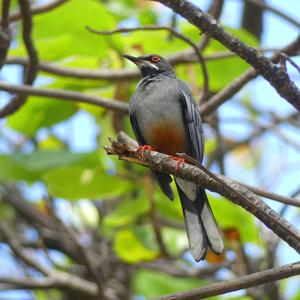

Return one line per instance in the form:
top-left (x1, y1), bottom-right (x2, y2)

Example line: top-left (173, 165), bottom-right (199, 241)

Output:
top-left (175, 181), bottom-right (223, 261)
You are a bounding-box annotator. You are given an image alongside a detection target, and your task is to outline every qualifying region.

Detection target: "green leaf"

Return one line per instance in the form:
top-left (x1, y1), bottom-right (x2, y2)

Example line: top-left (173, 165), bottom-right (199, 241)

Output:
top-left (38, 135), bottom-right (64, 150)
top-left (123, 30), bottom-right (188, 58)
top-left (7, 97), bottom-right (76, 137)
top-left (113, 227), bottom-right (158, 263)
top-left (133, 269), bottom-right (205, 298)
top-left (155, 182), bottom-right (183, 221)
top-left (44, 165), bottom-right (131, 200)
top-left (12, 0), bottom-right (119, 60)
top-left (139, 8), bottom-right (158, 25)
top-left (104, 191), bottom-right (150, 227)
top-left (162, 227), bottom-right (188, 256)
top-left (0, 155), bottom-right (37, 182)
top-left (209, 195), bottom-right (261, 244)
top-left (0, 150), bottom-right (99, 183)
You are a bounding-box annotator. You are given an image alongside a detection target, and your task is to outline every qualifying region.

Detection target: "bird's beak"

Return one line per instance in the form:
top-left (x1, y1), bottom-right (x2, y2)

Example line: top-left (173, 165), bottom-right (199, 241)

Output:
top-left (123, 54), bottom-right (143, 66)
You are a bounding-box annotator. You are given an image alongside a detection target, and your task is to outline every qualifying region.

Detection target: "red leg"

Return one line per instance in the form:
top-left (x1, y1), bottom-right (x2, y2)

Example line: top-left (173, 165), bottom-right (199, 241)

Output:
top-left (137, 145), bottom-right (154, 158)
top-left (168, 155), bottom-right (185, 171)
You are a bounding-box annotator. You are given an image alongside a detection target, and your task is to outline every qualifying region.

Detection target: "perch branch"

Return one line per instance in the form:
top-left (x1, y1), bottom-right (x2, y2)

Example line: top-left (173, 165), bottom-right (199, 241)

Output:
top-left (104, 132), bottom-right (300, 253)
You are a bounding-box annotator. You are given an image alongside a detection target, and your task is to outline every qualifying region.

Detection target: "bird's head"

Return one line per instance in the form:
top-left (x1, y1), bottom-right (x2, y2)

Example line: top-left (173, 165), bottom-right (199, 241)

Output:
top-left (123, 54), bottom-right (174, 77)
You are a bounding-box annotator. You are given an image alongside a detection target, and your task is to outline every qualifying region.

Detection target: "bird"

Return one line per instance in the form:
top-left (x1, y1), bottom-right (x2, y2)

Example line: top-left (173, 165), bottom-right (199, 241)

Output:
top-left (124, 53), bottom-right (223, 261)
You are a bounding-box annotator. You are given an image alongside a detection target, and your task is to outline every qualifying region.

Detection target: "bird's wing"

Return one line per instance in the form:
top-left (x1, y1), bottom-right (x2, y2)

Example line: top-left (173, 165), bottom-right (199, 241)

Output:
top-left (129, 113), bottom-right (174, 200)
top-left (178, 82), bottom-right (204, 163)
top-left (177, 81), bottom-right (223, 257)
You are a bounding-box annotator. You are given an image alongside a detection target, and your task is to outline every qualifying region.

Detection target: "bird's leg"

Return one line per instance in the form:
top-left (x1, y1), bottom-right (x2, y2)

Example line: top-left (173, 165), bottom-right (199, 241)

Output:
top-left (137, 145), bottom-right (154, 158)
top-left (168, 155), bottom-right (185, 172)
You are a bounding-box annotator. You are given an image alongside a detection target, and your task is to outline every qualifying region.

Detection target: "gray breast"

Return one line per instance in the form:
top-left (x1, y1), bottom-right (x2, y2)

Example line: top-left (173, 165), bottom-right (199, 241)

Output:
top-left (129, 75), bottom-right (185, 138)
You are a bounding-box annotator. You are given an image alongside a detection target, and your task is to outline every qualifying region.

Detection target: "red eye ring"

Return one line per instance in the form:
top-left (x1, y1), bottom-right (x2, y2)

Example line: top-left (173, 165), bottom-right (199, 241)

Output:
top-left (151, 55), bottom-right (160, 62)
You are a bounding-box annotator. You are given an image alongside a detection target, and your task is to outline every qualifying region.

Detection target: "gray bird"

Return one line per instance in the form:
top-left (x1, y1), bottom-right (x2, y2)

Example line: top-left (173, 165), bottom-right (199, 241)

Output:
top-left (124, 53), bottom-right (223, 261)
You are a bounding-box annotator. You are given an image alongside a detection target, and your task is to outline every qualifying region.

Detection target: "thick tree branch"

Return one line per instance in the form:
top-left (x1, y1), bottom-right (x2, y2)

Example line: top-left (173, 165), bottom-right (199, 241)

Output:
top-left (152, 0), bottom-right (300, 112)
top-left (105, 132), bottom-right (300, 253)
top-left (0, 81), bottom-right (128, 113)
top-left (201, 34), bottom-right (300, 116)
top-left (152, 261), bottom-right (300, 300)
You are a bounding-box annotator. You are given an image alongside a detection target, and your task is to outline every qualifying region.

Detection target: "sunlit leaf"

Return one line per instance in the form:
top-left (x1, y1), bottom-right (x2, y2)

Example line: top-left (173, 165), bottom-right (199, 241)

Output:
top-left (10, 0), bottom-right (119, 60)
top-left (209, 195), bottom-right (261, 244)
top-left (114, 227), bottom-right (158, 263)
top-left (104, 191), bottom-right (150, 227)
top-left (7, 97), bottom-right (76, 137)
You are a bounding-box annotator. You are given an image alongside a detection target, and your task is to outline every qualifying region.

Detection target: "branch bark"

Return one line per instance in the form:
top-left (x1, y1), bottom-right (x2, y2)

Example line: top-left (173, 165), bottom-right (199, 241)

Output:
top-left (152, 261), bottom-right (300, 300)
top-left (152, 0), bottom-right (300, 112)
top-left (200, 34), bottom-right (300, 116)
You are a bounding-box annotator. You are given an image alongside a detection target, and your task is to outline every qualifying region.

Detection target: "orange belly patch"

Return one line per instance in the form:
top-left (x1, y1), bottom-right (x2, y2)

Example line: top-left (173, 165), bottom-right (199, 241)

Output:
top-left (146, 120), bottom-right (187, 155)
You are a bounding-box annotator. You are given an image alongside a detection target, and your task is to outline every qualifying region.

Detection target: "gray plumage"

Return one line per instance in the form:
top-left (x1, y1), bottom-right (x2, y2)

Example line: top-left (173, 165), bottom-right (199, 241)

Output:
top-left (125, 54), bottom-right (223, 261)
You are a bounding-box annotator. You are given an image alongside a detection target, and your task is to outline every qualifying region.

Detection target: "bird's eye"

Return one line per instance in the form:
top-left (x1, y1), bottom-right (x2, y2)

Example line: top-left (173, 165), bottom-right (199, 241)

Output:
top-left (151, 55), bottom-right (160, 62)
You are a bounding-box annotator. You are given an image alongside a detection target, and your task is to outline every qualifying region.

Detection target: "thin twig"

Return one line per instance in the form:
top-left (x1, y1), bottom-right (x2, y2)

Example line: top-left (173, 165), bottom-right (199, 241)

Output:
top-left (280, 53), bottom-right (300, 74)
top-left (243, 0), bottom-right (300, 30)
top-left (0, 222), bottom-right (49, 275)
top-left (86, 25), bottom-right (209, 102)
top-left (6, 0), bottom-right (67, 23)
top-left (145, 175), bottom-right (170, 258)
top-left (240, 182), bottom-right (300, 207)
top-left (0, 81), bottom-right (128, 113)
top-left (152, 261), bottom-right (300, 300)
top-left (4, 48), bottom-right (278, 82)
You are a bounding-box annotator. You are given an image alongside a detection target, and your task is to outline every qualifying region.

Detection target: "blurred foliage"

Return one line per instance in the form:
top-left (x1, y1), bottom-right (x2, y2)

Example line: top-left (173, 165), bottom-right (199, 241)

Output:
top-left (0, 0), bottom-right (299, 300)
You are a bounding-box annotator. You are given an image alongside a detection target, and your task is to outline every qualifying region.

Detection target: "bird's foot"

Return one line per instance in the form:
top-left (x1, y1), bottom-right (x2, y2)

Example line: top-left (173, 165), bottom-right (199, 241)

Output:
top-left (137, 145), bottom-right (154, 158)
top-left (168, 155), bottom-right (185, 171)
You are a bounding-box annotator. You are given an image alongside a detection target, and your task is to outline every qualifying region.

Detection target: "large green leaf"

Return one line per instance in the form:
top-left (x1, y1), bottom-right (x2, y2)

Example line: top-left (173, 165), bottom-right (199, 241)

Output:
top-left (162, 227), bottom-right (188, 256)
top-left (11, 0), bottom-right (119, 60)
top-left (113, 227), bottom-right (158, 263)
top-left (133, 269), bottom-right (205, 298)
top-left (44, 165), bottom-right (131, 200)
top-left (0, 155), bottom-right (37, 182)
top-left (7, 97), bottom-right (76, 136)
top-left (0, 150), bottom-right (99, 183)
top-left (209, 195), bottom-right (261, 244)
top-left (104, 191), bottom-right (150, 227)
